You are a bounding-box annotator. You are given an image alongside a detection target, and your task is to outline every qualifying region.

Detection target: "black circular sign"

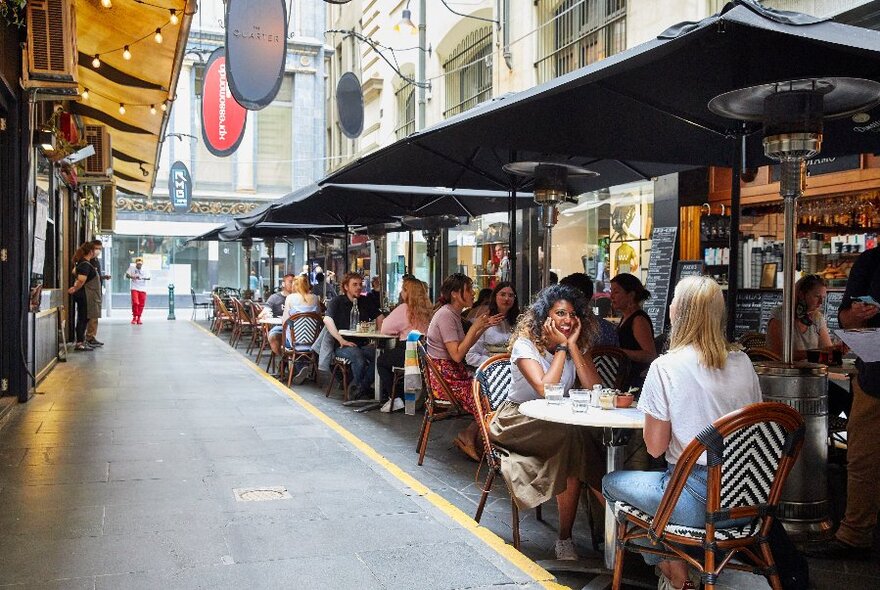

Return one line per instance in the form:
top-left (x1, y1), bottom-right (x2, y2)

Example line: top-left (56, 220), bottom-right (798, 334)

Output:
top-left (225, 0), bottom-right (288, 110)
top-left (336, 72), bottom-right (364, 139)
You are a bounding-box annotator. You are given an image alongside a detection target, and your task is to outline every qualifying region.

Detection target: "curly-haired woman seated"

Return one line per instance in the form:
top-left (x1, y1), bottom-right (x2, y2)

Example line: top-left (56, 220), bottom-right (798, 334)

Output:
top-left (489, 284), bottom-right (604, 561)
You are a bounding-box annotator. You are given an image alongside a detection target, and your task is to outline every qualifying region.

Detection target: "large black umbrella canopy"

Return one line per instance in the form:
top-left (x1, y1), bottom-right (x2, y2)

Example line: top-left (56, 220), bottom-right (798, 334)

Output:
top-left (323, 1), bottom-right (880, 183)
top-left (187, 220), bottom-right (345, 243)
top-left (237, 182), bottom-right (535, 226)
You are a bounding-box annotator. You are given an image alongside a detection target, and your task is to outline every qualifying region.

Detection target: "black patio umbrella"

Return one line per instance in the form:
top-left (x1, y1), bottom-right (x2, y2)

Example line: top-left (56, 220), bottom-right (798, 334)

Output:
top-left (322, 0), bottom-right (880, 335)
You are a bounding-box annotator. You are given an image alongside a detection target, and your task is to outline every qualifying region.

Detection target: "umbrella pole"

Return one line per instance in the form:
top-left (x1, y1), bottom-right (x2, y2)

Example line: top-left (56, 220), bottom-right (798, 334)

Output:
top-left (266, 238), bottom-right (275, 295)
top-left (408, 231), bottom-right (415, 275)
top-left (726, 131), bottom-right (744, 341)
top-left (508, 184), bottom-right (517, 291)
top-left (344, 223), bottom-right (350, 273)
top-left (377, 234), bottom-right (387, 307)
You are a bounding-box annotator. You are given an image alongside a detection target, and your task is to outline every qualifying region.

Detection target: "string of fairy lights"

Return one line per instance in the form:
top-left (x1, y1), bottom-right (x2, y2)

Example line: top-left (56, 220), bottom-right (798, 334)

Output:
top-left (81, 1), bottom-right (187, 117)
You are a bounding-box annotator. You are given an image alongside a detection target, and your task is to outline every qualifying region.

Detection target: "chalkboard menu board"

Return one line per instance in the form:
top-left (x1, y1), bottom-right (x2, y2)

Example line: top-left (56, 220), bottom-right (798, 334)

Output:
top-left (643, 227), bottom-right (678, 334)
top-left (734, 289), bottom-right (783, 337)
top-left (677, 260), bottom-right (705, 282)
top-left (824, 290), bottom-right (844, 331)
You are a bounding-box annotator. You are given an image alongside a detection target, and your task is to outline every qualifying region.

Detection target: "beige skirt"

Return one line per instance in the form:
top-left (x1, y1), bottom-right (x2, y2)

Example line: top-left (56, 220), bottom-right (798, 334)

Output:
top-left (489, 400), bottom-right (603, 510)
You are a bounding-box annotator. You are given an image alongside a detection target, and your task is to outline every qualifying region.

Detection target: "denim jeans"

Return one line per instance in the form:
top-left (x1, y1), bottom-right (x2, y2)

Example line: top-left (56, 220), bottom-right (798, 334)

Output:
top-left (603, 465), bottom-right (710, 565)
top-left (335, 344), bottom-right (376, 389)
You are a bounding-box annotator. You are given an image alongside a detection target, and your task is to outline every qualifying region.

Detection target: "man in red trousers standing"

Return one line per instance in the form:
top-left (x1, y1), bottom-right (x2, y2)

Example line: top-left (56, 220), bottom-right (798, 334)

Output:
top-left (125, 257), bottom-right (150, 324)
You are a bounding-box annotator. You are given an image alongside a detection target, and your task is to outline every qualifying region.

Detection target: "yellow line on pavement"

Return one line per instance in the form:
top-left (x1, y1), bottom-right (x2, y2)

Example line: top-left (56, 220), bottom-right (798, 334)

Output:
top-left (190, 321), bottom-right (566, 589)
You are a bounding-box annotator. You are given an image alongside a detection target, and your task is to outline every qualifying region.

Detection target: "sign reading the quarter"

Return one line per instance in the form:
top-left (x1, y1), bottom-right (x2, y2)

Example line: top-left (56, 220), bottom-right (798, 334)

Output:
top-left (201, 47), bottom-right (247, 157)
top-left (168, 161), bottom-right (192, 212)
top-left (225, 0), bottom-right (288, 110)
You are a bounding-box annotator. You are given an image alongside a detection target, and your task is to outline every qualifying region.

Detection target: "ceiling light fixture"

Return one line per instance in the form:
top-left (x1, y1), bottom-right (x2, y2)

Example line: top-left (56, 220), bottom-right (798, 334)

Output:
top-left (118, 103), bottom-right (126, 115)
top-left (154, 28), bottom-right (163, 44)
top-left (160, 102), bottom-right (167, 112)
top-left (122, 46), bottom-right (132, 60)
top-left (81, 88), bottom-right (89, 100)
top-left (393, 8), bottom-right (417, 35)
top-left (169, 9), bottom-right (179, 25)
top-left (101, 0), bottom-right (112, 8)
top-left (92, 54), bottom-right (101, 68)
top-left (150, 104), bottom-right (157, 115)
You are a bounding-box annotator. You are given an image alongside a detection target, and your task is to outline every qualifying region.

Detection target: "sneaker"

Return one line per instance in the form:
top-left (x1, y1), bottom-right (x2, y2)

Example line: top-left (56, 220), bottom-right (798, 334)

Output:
top-left (391, 398), bottom-right (405, 412)
top-left (291, 366), bottom-right (312, 385)
top-left (554, 538), bottom-right (579, 561)
top-left (380, 399), bottom-right (394, 413)
top-left (85, 338), bottom-right (104, 346)
top-left (131, 318), bottom-right (137, 324)
top-left (802, 537), bottom-right (871, 560)
top-left (74, 343), bottom-right (93, 351)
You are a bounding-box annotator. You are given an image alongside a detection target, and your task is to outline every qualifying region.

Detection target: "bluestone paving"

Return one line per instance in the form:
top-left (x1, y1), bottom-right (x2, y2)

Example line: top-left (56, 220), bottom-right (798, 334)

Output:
top-left (0, 318), bottom-right (552, 589)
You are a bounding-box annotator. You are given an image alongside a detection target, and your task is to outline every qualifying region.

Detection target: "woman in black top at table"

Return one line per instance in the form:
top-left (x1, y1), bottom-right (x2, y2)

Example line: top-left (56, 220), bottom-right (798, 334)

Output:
top-left (610, 273), bottom-right (657, 387)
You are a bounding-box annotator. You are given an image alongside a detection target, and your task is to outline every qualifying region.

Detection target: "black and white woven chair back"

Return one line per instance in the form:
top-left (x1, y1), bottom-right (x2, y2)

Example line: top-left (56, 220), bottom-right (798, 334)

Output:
top-left (286, 313), bottom-right (322, 347)
top-left (593, 354), bottom-right (620, 389)
top-left (719, 421), bottom-right (787, 509)
top-left (475, 356), bottom-right (511, 411)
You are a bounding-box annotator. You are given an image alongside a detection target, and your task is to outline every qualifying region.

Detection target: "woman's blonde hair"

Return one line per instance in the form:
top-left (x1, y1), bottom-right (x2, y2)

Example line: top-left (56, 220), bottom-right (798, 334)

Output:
top-left (402, 277), bottom-right (433, 330)
top-left (668, 276), bottom-right (734, 369)
top-left (292, 274), bottom-right (311, 298)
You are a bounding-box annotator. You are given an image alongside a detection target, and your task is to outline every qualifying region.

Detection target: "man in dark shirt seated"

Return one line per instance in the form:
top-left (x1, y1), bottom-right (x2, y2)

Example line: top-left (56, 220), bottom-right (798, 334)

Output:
top-left (323, 272), bottom-right (385, 399)
top-left (266, 274), bottom-right (295, 359)
top-left (312, 272), bottom-right (337, 304)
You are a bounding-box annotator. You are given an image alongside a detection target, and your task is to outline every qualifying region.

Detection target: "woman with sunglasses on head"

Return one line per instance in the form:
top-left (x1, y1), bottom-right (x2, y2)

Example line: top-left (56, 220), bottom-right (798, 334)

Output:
top-left (489, 284), bottom-right (603, 561)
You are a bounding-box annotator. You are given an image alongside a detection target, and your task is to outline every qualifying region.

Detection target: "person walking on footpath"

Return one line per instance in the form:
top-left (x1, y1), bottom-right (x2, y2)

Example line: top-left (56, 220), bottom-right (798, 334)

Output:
top-left (85, 239), bottom-right (111, 347)
top-left (125, 257), bottom-right (150, 324)
top-left (806, 246), bottom-right (880, 560)
top-left (68, 243), bottom-right (99, 351)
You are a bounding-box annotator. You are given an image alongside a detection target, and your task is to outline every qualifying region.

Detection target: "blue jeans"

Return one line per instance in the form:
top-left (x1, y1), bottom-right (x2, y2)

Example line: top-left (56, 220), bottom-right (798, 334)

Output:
top-left (335, 344), bottom-right (376, 389)
top-left (603, 465), bottom-right (710, 565)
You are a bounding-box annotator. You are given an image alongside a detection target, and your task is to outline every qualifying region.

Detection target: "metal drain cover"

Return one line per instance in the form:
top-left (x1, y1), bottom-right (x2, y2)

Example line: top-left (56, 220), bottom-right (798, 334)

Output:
top-left (232, 486), bottom-right (292, 502)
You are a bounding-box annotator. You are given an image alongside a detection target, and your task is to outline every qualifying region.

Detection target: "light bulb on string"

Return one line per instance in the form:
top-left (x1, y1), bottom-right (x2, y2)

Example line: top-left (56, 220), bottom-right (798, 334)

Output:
top-left (92, 54), bottom-right (101, 68)
top-left (154, 28), bottom-right (163, 44)
top-left (101, 0), bottom-right (112, 8)
top-left (169, 9), bottom-right (179, 25)
top-left (81, 88), bottom-right (89, 100)
top-left (118, 104), bottom-right (126, 115)
top-left (150, 105), bottom-right (157, 115)
top-left (122, 46), bottom-right (131, 60)
top-left (160, 102), bottom-right (167, 112)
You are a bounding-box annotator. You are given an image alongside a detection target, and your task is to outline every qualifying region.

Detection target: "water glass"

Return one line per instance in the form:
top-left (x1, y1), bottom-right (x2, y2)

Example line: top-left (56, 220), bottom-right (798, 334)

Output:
top-left (570, 389), bottom-right (590, 413)
top-left (544, 383), bottom-right (565, 405)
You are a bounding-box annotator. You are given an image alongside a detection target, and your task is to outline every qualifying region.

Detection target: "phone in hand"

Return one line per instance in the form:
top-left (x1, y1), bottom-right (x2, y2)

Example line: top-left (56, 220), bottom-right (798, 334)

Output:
top-left (854, 295), bottom-right (880, 308)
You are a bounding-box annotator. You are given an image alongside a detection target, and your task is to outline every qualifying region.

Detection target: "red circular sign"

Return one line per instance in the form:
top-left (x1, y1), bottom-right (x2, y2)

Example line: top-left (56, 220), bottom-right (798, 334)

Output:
top-left (201, 47), bottom-right (247, 157)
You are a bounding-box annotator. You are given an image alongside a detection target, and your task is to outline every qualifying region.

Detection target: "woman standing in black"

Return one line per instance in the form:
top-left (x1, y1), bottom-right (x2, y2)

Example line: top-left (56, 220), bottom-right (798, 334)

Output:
top-left (610, 273), bottom-right (657, 387)
top-left (68, 243), bottom-right (98, 351)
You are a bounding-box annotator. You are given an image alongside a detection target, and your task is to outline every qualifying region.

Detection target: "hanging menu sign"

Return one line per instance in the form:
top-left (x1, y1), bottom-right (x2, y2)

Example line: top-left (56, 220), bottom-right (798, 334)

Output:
top-left (643, 226), bottom-right (678, 334)
top-left (734, 289), bottom-right (783, 337)
top-left (824, 290), bottom-right (845, 332)
top-left (676, 260), bottom-right (705, 282)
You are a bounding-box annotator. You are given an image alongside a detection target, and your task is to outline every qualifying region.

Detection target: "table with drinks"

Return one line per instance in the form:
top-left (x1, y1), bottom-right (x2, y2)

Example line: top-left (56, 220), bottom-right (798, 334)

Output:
top-left (519, 387), bottom-right (645, 590)
top-left (338, 324), bottom-right (397, 412)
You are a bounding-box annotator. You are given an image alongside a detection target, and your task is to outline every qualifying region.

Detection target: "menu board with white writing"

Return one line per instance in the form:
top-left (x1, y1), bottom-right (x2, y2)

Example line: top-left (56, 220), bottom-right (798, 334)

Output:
top-left (734, 289), bottom-right (783, 338)
top-left (643, 227), bottom-right (678, 334)
top-left (824, 290), bottom-right (844, 331)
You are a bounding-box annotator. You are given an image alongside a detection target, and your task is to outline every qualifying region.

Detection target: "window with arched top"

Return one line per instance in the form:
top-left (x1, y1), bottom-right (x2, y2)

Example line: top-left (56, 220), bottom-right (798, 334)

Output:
top-left (442, 26), bottom-right (493, 119)
top-left (395, 81), bottom-right (415, 139)
top-left (535, 0), bottom-right (626, 84)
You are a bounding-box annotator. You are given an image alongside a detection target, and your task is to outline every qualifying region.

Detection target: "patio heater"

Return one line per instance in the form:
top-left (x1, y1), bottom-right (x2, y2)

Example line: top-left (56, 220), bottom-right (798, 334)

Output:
top-left (358, 222), bottom-right (401, 308)
top-left (402, 214), bottom-right (460, 299)
top-left (502, 163), bottom-right (597, 287)
top-left (709, 77), bottom-right (880, 540)
top-left (241, 235), bottom-right (253, 291)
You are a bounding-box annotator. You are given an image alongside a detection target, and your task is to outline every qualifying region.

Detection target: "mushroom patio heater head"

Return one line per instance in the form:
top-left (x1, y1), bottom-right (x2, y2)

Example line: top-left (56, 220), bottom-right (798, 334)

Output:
top-left (502, 162), bottom-right (597, 286)
top-left (402, 215), bottom-right (459, 298)
top-left (709, 77), bottom-right (880, 542)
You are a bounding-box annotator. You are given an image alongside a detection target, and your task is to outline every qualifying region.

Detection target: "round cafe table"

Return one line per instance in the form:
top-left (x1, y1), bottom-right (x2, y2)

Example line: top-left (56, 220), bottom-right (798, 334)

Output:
top-left (519, 399), bottom-right (647, 590)
top-left (338, 329), bottom-right (398, 412)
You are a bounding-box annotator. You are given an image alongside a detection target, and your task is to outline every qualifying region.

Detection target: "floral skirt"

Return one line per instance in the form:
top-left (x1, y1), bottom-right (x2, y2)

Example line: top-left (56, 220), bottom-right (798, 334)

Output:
top-left (426, 357), bottom-right (477, 416)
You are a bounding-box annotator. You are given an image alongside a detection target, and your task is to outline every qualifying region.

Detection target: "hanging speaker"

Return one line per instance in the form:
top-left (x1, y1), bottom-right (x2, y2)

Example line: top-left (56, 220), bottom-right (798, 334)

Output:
top-left (336, 72), bottom-right (364, 139)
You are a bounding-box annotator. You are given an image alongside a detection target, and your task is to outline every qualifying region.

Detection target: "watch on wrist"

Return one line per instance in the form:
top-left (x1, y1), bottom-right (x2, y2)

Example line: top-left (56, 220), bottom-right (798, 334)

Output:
top-left (552, 344), bottom-right (569, 354)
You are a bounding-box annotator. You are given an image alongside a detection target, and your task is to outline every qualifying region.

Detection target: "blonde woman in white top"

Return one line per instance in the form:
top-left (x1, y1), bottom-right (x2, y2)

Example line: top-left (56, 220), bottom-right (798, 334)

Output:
top-left (283, 275), bottom-right (320, 384)
top-left (602, 276), bottom-right (762, 590)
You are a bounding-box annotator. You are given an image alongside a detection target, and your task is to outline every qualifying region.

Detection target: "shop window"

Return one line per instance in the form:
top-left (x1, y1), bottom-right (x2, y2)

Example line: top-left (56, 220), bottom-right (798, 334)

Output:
top-left (442, 26), bottom-right (493, 119)
top-left (535, 0), bottom-right (627, 84)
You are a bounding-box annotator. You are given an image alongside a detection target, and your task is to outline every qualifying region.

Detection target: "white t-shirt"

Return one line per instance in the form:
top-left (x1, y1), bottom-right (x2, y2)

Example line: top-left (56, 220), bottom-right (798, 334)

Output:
top-left (127, 265), bottom-right (150, 291)
top-left (637, 345), bottom-right (762, 465)
top-left (509, 337), bottom-right (576, 404)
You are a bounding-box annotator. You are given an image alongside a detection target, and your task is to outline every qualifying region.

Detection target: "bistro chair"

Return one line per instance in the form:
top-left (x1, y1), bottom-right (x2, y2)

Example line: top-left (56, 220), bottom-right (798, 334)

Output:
top-left (590, 346), bottom-right (632, 391)
top-left (471, 354), bottom-right (544, 549)
top-left (211, 294), bottom-right (235, 336)
top-left (610, 402), bottom-right (805, 590)
top-left (245, 301), bottom-right (264, 355)
top-left (230, 298), bottom-right (256, 348)
top-left (745, 347), bottom-right (781, 363)
top-left (416, 341), bottom-right (471, 466)
top-left (325, 356), bottom-right (353, 401)
top-left (281, 312), bottom-right (322, 388)
top-left (191, 289), bottom-right (212, 321)
top-left (738, 332), bottom-right (768, 350)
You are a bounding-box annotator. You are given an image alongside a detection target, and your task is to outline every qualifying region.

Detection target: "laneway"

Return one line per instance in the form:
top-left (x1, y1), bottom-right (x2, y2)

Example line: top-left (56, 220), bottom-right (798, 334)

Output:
top-left (0, 318), bottom-right (552, 589)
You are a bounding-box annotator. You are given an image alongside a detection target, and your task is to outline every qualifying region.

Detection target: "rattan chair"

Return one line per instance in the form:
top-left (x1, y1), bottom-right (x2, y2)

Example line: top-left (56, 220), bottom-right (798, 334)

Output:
top-left (416, 341), bottom-right (471, 466)
top-left (211, 294), bottom-right (235, 336)
top-left (610, 402), bottom-right (805, 590)
top-left (230, 298), bottom-right (256, 348)
top-left (245, 301), bottom-right (264, 355)
top-left (325, 356), bottom-right (353, 401)
top-left (470, 353), bottom-right (544, 549)
top-left (590, 346), bottom-right (632, 390)
top-left (745, 347), bottom-right (781, 363)
top-left (739, 332), bottom-right (768, 349)
top-left (280, 312), bottom-right (322, 387)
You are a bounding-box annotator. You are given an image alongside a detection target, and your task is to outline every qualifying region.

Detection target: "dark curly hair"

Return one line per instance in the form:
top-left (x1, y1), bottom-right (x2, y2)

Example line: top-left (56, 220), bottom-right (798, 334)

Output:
top-left (512, 284), bottom-right (597, 354)
top-left (488, 281), bottom-right (520, 325)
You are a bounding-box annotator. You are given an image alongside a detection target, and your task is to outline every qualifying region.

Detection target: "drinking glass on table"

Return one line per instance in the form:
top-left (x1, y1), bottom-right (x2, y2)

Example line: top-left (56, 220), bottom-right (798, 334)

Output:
top-left (569, 389), bottom-right (591, 413)
top-left (544, 383), bottom-right (565, 405)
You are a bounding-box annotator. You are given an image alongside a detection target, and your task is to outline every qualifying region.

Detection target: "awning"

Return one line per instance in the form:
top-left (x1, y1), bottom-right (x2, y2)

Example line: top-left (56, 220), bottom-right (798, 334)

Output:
top-left (71, 0), bottom-right (193, 196)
